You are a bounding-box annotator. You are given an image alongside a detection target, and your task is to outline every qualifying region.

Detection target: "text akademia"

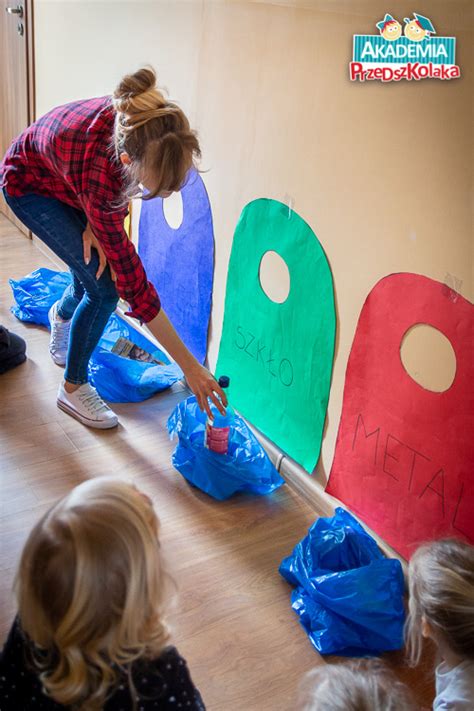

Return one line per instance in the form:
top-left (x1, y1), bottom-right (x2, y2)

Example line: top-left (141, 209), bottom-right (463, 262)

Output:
top-left (349, 16), bottom-right (460, 83)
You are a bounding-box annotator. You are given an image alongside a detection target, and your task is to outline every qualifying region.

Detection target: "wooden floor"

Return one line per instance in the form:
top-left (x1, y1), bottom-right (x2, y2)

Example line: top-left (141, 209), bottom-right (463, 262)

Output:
top-left (0, 214), bottom-right (434, 710)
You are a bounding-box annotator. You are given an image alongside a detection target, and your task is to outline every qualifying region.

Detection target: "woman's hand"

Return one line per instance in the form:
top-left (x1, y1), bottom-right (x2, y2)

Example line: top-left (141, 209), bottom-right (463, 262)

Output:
top-left (145, 309), bottom-right (228, 418)
top-left (83, 223), bottom-right (116, 281)
top-left (184, 362), bottom-right (227, 419)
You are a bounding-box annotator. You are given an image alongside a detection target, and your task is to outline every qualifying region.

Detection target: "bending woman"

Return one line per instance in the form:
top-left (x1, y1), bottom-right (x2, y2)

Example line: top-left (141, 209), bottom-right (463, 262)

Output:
top-left (1, 67), bottom-right (225, 428)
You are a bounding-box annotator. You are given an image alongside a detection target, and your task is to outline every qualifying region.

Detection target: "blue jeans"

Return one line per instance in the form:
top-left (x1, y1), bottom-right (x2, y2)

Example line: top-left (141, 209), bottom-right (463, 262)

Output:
top-left (3, 189), bottom-right (118, 385)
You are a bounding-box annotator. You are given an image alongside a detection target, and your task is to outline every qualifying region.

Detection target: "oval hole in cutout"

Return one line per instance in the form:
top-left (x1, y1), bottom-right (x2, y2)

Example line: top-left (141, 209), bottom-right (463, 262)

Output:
top-left (400, 324), bottom-right (456, 393)
top-left (259, 250), bottom-right (290, 304)
top-left (162, 191), bottom-right (183, 229)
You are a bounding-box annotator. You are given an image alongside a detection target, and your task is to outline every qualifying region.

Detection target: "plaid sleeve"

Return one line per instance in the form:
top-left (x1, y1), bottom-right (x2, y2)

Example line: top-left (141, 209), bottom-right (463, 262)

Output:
top-left (85, 201), bottom-right (161, 323)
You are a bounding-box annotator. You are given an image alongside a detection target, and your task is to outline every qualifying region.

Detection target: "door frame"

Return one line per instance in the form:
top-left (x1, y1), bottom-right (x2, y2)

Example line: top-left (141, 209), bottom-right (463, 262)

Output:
top-left (1, 0), bottom-right (35, 235)
top-left (26, 0), bottom-right (35, 125)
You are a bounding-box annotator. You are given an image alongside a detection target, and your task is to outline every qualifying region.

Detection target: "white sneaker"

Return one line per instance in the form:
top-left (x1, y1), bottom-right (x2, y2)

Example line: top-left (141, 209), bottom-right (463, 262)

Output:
top-left (57, 382), bottom-right (119, 429)
top-left (48, 301), bottom-right (70, 366)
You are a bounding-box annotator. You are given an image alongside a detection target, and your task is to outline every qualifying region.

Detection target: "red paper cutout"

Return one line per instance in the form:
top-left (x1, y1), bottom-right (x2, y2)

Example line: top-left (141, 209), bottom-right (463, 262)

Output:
top-left (326, 273), bottom-right (474, 559)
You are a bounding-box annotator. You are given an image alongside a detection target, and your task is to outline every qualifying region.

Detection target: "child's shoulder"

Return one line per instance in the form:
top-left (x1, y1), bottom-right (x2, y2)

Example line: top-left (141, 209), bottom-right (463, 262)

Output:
top-left (435, 660), bottom-right (474, 710)
top-left (133, 645), bottom-right (193, 684)
top-left (116, 646), bottom-right (205, 710)
top-left (0, 615), bottom-right (28, 666)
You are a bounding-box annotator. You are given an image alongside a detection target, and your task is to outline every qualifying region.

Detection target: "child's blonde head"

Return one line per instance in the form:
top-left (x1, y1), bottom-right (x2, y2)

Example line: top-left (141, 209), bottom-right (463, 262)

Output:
top-left (298, 659), bottom-right (417, 711)
top-left (406, 538), bottom-right (474, 666)
top-left (16, 478), bottom-right (171, 710)
top-left (113, 67), bottom-right (201, 199)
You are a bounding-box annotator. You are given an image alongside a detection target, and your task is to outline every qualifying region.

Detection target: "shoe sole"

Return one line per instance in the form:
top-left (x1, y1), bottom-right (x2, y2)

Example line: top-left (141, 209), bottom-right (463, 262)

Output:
top-left (51, 355), bottom-right (66, 366)
top-left (57, 398), bottom-right (119, 429)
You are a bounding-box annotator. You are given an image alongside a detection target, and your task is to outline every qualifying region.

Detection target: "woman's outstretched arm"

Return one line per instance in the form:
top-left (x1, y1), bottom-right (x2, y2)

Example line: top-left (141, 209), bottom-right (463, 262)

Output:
top-left (146, 309), bottom-right (227, 418)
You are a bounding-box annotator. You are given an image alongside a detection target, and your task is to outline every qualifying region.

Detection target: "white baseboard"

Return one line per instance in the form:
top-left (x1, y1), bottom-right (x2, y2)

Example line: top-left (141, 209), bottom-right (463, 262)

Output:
top-left (250, 424), bottom-right (408, 573)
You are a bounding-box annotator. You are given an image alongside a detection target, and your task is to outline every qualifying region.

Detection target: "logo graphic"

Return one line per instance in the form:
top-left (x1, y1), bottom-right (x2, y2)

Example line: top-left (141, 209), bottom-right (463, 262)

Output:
top-left (403, 13), bottom-right (436, 41)
top-left (376, 14), bottom-right (402, 41)
top-left (351, 12), bottom-right (460, 82)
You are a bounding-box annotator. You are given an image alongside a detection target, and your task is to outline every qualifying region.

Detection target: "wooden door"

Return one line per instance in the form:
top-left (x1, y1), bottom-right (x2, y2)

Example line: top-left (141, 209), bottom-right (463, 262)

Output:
top-left (0, 0), bottom-right (34, 235)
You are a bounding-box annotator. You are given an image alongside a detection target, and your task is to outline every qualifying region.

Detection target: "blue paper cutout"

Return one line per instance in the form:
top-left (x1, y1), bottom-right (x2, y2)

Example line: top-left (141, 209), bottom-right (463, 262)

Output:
top-left (138, 170), bottom-right (214, 364)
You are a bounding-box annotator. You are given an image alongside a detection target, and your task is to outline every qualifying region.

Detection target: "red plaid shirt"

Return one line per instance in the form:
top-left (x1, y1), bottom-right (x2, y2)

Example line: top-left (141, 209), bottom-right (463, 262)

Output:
top-left (0, 96), bottom-right (161, 323)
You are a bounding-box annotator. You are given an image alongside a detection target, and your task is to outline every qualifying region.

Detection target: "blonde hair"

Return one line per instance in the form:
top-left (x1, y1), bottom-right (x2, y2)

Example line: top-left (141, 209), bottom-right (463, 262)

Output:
top-left (15, 478), bottom-right (171, 710)
top-left (405, 538), bottom-right (474, 667)
top-left (113, 66), bottom-right (201, 199)
top-left (298, 660), bottom-right (417, 711)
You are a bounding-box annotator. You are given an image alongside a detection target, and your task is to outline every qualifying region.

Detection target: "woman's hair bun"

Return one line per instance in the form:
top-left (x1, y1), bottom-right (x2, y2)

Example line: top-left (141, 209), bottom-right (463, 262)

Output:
top-left (114, 67), bottom-right (156, 100)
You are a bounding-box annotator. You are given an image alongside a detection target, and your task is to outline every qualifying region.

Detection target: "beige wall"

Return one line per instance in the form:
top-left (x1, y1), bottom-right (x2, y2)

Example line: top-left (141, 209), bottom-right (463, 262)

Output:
top-left (34, 0), bottom-right (473, 481)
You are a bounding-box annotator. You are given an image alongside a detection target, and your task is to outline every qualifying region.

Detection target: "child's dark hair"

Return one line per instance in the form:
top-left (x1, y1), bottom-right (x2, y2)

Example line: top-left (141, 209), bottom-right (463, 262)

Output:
top-left (113, 67), bottom-right (201, 199)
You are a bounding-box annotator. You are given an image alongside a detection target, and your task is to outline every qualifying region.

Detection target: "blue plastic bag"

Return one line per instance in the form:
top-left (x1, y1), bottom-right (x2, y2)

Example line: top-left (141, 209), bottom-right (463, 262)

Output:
top-left (279, 507), bottom-right (383, 588)
top-left (167, 395), bottom-right (285, 500)
top-left (10, 268), bottom-right (72, 326)
top-left (89, 314), bottom-right (183, 402)
top-left (279, 508), bottom-right (405, 656)
top-left (9, 268), bottom-right (182, 402)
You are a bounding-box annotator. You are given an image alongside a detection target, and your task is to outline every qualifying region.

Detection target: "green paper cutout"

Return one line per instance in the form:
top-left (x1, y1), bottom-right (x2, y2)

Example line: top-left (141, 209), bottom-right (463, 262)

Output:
top-left (216, 199), bottom-right (336, 472)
